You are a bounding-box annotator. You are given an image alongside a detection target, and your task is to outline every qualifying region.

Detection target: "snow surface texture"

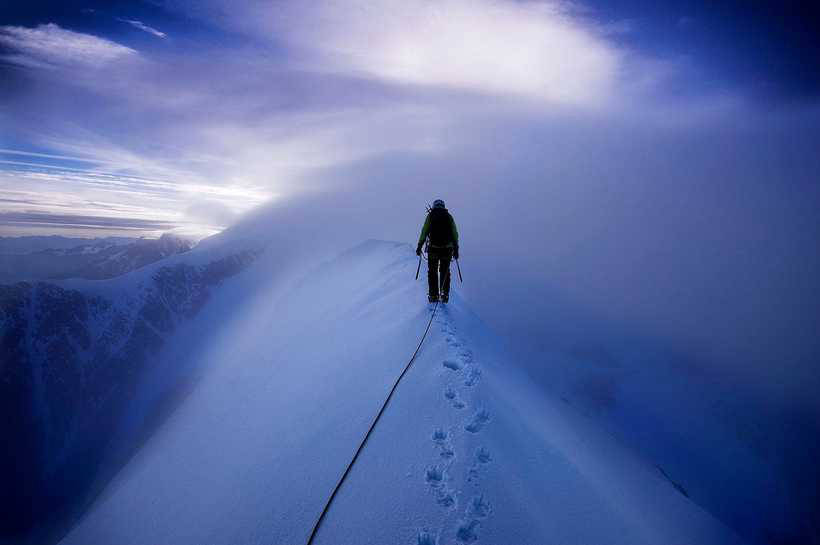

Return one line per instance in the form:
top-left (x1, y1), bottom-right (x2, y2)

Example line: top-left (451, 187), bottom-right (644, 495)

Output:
top-left (60, 240), bottom-right (744, 545)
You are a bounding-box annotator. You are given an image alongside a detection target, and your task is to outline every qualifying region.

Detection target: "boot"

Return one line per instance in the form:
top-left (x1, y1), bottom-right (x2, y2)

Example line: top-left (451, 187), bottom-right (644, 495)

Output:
top-left (441, 293), bottom-right (449, 303)
top-left (428, 294), bottom-right (439, 303)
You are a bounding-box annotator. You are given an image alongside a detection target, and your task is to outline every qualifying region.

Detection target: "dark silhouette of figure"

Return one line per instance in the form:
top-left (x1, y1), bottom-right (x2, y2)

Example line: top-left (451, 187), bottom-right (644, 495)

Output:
top-left (416, 199), bottom-right (459, 303)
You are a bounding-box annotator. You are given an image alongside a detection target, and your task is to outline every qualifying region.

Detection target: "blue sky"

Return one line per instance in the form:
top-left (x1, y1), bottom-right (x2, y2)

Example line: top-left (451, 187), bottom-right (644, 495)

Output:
top-left (1, 0), bottom-right (818, 238)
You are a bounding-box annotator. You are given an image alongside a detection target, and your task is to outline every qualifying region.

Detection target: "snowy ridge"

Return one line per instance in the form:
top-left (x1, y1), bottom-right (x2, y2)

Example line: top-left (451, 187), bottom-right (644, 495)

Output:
top-left (59, 240), bottom-right (744, 545)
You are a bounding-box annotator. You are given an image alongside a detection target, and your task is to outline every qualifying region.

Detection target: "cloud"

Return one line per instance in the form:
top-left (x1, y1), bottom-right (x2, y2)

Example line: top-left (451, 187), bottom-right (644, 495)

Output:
top-left (0, 210), bottom-right (178, 231)
top-left (184, 199), bottom-right (237, 227)
top-left (117, 18), bottom-right (167, 39)
top-left (0, 148), bottom-right (101, 164)
top-left (182, 0), bottom-right (621, 106)
top-left (0, 23), bottom-right (137, 70)
top-left (0, 150), bottom-right (271, 238)
top-left (0, 1), bottom-right (779, 243)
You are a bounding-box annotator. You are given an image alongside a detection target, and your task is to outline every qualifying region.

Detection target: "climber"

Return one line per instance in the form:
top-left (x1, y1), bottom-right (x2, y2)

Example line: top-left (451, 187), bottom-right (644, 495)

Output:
top-left (416, 199), bottom-right (459, 303)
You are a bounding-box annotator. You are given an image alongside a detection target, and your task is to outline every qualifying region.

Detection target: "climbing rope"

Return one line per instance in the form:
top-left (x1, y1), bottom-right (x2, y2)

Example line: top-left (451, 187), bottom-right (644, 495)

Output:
top-left (305, 300), bottom-right (440, 545)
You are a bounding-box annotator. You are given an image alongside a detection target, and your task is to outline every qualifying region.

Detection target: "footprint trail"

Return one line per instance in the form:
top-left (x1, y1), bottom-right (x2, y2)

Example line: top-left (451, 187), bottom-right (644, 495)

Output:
top-left (418, 308), bottom-right (494, 543)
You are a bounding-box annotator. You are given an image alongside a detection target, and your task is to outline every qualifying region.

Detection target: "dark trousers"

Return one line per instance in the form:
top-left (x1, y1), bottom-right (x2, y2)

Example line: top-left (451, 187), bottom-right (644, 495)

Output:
top-left (427, 248), bottom-right (453, 297)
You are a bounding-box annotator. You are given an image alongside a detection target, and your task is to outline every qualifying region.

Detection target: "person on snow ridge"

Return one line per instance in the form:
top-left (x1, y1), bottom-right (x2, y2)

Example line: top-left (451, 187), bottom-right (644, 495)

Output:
top-left (416, 199), bottom-right (459, 303)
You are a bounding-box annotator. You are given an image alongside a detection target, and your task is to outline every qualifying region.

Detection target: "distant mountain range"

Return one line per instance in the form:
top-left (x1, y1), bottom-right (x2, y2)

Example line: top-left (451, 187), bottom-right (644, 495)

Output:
top-left (0, 233), bottom-right (261, 543)
top-left (0, 235), bottom-right (138, 255)
top-left (0, 234), bottom-right (194, 282)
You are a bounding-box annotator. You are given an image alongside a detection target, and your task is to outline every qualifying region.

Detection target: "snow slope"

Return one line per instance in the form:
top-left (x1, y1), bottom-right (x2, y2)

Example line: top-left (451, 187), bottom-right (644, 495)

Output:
top-left (60, 240), bottom-right (744, 545)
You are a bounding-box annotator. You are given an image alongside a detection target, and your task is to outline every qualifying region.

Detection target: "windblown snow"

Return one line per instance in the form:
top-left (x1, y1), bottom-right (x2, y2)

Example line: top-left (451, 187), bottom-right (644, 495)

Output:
top-left (59, 240), bottom-right (744, 545)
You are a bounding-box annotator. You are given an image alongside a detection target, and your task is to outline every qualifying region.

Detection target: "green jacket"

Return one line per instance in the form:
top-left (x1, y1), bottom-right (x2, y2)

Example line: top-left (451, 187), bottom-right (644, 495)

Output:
top-left (418, 210), bottom-right (459, 248)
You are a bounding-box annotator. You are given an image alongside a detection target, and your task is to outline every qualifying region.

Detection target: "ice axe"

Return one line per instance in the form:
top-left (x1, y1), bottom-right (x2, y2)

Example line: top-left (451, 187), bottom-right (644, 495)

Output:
top-left (455, 258), bottom-right (463, 283)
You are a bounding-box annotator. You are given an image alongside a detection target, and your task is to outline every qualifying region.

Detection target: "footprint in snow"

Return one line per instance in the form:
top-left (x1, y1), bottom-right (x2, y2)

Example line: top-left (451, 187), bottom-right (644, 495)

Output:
top-left (466, 495), bottom-right (491, 519)
top-left (425, 465), bottom-right (445, 485)
top-left (425, 447), bottom-right (459, 509)
top-left (476, 447), bottom-right (492, 464)
top-left (455, 497), bottom-right (491, 544)
top-left (425, 466), bottom-right (457, 510)
top-left (467, 448), bottom-right (492, 484)
top-left (436, 489), bottom-right (456, 508)
top-left (432, 428), bottom-right (448, 444)
top-left (464, 367), bottom-right (481, 387)
top-left (417, 529), bottom-right (438, 545)
top-left (444, 387), bottom-right (466, 409)
top-left (459, 350), bottom-right (473, 363)
top-left (443, 359), bottom-right (462, 371)
top-left (432, 428), bottom-right (455, 458)
top-left (456, 520), bottom-right (480, 543)
top-left (465, 409), bottom-right (491, 433)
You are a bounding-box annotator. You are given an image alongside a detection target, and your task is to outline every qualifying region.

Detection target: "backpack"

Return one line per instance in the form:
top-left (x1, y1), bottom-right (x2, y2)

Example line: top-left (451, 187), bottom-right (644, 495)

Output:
top-left (427, 207), bottom-right (454, 247)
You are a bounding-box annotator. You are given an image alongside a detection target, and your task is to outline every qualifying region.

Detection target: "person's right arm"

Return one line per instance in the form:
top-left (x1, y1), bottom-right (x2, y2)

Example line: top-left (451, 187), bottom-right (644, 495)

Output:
top-left (416, 214), bottom-right (431, 254)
